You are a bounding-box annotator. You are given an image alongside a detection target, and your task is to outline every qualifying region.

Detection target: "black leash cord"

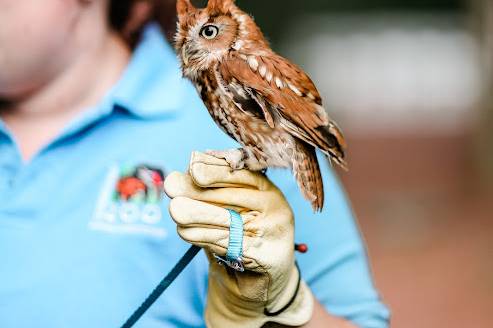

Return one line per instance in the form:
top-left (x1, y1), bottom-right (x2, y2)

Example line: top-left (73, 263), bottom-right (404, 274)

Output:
top-left (121, 245), bottom-right (201, 328)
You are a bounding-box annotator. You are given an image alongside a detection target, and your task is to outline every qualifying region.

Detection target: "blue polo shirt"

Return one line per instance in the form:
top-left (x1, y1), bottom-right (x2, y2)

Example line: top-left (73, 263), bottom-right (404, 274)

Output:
top-left (0, 24), bottom-right (389, 328)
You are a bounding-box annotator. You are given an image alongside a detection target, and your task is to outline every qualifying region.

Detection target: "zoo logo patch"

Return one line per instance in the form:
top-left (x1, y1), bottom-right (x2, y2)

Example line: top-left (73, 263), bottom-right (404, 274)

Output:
top-left (89, 164), bottom-right (167, 238)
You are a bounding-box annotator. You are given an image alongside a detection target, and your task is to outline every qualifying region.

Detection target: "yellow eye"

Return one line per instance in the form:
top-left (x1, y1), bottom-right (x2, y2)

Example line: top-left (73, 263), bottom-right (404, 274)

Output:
top-left (200, 25), bottom-right (219, 39)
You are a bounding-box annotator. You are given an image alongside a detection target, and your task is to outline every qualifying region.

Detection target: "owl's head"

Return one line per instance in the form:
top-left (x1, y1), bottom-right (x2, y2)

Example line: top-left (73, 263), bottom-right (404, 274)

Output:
top-left (175, 0), bottom-right (267, 77)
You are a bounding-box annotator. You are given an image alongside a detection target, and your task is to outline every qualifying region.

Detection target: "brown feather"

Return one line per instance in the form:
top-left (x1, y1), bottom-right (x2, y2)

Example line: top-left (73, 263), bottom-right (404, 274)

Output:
top-left (221, 54), bottom-right (347, 167)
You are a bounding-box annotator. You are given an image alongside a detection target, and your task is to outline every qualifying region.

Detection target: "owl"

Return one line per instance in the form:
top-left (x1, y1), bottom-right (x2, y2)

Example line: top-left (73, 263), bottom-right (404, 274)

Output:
top-left (174, 0), bottom-right (347, 211)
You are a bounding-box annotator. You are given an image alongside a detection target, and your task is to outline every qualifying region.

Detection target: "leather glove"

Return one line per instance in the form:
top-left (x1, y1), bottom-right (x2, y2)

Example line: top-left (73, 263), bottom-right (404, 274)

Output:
top-left (164, 152), bottom-right (314, 328)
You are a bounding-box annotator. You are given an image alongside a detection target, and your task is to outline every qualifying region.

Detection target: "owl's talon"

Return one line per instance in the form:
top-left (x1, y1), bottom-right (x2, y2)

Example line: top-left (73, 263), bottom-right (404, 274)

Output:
top-left (205, 149), bottom-right (246, 171)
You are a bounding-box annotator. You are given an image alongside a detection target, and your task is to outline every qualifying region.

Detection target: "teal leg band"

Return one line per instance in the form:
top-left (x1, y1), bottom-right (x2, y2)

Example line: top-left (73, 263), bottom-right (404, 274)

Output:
top-left (213, 209), bottom-right (244, 272)
top-left (225, 209), bottom-right (243, 262)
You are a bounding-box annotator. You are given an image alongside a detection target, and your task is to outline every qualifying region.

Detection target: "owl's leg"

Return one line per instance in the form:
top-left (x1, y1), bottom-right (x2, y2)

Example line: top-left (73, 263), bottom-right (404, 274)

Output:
top-left (205, 148), bottom-right (248, 171)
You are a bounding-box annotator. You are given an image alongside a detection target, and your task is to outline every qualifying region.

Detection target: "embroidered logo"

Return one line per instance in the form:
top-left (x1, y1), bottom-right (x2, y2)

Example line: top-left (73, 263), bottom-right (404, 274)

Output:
top-left (89, 164), bottom-right (167, 238)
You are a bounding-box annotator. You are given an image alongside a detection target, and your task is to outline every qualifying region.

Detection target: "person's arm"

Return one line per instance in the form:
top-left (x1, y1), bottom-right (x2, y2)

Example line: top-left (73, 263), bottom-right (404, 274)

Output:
top-left (165, 152), bottom-right (389, 327)
top-left (268, 154), bottom-right (390, 328)
top-left (262, 300), bottom-right (357, 328)
top-left (302, 300), bottom-right (358, 328)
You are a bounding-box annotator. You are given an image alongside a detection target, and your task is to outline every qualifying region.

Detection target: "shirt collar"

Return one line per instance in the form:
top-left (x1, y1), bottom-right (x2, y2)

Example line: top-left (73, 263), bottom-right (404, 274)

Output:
top-left (107, 23), bottom-right (189, 118)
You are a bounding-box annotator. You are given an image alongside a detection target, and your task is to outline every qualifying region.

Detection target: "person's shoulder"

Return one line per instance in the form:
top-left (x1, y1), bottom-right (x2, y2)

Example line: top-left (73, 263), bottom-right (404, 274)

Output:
top-left (168, 83), bottom-right (236, 151)
top-left (116, 23), bottom-right (236, 152)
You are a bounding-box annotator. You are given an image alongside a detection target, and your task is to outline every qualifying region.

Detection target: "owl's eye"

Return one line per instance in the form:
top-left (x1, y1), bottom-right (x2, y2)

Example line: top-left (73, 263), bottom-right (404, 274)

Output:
top-left (200, 25), bottom-right (219, 39)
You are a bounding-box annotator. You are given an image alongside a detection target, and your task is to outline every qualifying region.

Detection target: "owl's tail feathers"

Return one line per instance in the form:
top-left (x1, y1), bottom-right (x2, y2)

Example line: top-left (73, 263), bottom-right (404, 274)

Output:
top-left (317, 122), bottom-right (349, 171)
top-left (293, 142), bottom-right (324, 212)
top-left (329, 153), bottom-right (349, 172)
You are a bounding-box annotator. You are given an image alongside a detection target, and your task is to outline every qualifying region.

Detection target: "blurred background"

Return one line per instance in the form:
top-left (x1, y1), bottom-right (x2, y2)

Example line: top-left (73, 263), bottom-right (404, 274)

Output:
top-left (153, 0), bottom-right (493, 326)
top-left (236, 0), bottom-right (493, 327)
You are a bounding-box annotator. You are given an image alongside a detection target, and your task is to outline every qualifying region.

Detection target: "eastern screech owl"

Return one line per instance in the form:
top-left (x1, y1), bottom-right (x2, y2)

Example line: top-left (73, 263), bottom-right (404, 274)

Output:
top-left (175, 0), bottom-right (347, 211)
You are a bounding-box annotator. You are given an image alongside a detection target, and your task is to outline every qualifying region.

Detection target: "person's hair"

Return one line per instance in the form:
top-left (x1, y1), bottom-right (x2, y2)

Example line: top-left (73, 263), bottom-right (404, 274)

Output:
top-left (109, 0), bottom-right (177, 43)
top-left (109, 0), bottom-right (135, 32)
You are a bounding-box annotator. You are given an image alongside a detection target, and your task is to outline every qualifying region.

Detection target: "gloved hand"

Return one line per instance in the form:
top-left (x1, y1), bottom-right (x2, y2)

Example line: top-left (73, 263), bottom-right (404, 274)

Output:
top-left (164, 152), bottom-right (314, 328)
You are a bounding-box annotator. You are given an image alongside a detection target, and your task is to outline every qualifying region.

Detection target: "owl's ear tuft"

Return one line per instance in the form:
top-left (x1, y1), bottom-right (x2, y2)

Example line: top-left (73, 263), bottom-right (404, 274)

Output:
top-left (177, 0), bottom-right (197, 18)
top-left (207, 0), bottom-right (236, 13)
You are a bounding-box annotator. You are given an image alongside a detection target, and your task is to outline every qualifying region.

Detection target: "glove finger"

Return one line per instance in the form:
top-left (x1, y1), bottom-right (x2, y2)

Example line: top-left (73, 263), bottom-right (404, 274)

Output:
top-left (165, 172), bottom-right (267, 211)
top-left (177, 226), bottom-right (229, 253)
top-left (189, 151), bottom-right (272, 191)
top-left (169, 197), bottom-right (231, 228)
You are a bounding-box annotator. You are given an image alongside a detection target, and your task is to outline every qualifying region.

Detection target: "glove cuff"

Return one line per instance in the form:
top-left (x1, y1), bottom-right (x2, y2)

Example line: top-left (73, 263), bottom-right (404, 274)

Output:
top-left (205, 266), bottom-right (314, 327)
top-left (264, 267), bottom-right (314, 327)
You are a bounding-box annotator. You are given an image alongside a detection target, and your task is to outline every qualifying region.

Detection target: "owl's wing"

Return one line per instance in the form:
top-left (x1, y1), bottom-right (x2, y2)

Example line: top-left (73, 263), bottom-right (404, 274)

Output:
top-left (220, 53), bottom-right (347, 168)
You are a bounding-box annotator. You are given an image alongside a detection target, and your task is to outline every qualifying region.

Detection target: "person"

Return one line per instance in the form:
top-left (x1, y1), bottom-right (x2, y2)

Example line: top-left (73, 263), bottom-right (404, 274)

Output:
top-left (0, 0), bottom-right (390, 327)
